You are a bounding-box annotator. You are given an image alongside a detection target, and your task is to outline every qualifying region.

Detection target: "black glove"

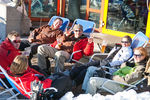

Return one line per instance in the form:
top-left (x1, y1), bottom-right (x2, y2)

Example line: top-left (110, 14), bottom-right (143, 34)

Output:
top-left (36, 75), bottom-right (46, 81)
top-left (99, 60), bottom-right (109, 67)
top-left (93, 68), bottom-right (106, 78)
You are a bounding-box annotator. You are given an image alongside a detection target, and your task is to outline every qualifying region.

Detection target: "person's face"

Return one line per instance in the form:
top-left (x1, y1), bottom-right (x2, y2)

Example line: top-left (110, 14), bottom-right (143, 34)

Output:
top-left (133, 50), bottom-right (146, 63)
top-left (52, 19), bottom-right (63, 29)
top-left (10, 36), bottom-right (21, 49)
top-left (74, 29), bottom-right (83, 38)
top-left (121, 38), bottom-right (131, 47)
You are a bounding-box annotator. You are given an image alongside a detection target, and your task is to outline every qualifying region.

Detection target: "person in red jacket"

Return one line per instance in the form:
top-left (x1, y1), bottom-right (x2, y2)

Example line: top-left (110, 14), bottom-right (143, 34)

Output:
top-left (37, 24), bottom-right (94, 74)
top-left (0, 31), bottom-right (46, 79)
top-left (8, 55), bottom-right (72, 99)
top-left (0, 31), bottom-right (21, 70)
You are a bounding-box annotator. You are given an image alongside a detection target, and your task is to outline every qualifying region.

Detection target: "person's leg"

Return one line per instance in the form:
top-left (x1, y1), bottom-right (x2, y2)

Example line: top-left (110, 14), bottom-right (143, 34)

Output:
top-left (82, 66), bottom-right (98, 91)
top-left (28, 43), bottom-right (41, 66)
top-left (37, 45), bottom-right (57, 72)
top-left (54, 51), bottom-right (70, 73)
top-left (86, 77), bottom-right (124, 95)
top-left (73, 68), bottom-right (87, 86)
top-left (69, 64), bottom-right (89, 80)
top-left (19, 40), bottom-right (31, 51)
top-left (30, 65), bottom-right (48, 77)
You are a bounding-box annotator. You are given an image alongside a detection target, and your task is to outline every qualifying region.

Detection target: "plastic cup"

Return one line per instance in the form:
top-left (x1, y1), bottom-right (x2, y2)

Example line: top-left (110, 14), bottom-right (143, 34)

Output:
top-left (101, 40), bottom-right (107, 53)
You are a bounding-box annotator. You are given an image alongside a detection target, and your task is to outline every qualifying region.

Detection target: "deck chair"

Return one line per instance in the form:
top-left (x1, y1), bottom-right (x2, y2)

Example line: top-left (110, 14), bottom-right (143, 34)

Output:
top-left (0, 65), bottom-right (57, 99)
top-left (70, 19), bottom-right (96, 37)
top-left (0, 72), bottom-right (17, 100)
top-left (67, 19), bottom-right (96, 64)
top-left (98, 77), bottom-right (146, 94)
top-left (48, 16), bottom-right (70, 32)
top-left (89, 31), bottom-right (149, 62)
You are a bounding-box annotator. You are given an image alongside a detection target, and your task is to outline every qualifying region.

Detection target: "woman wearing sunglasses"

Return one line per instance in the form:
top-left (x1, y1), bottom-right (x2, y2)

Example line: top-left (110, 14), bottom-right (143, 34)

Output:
top-left (85, 47), bottom-right (149, 95)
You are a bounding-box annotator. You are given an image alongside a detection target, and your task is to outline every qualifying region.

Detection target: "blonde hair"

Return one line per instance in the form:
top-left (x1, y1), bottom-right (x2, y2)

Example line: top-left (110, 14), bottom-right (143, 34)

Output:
top-left (10, 55), bottom-right (28, 74)
top-left (134, 47), bottom-right (148, 58)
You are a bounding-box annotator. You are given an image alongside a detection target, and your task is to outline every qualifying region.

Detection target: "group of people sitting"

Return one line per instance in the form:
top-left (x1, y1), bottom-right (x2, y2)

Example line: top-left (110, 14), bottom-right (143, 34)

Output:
top-left (0, 17), bottom-right (150, 99)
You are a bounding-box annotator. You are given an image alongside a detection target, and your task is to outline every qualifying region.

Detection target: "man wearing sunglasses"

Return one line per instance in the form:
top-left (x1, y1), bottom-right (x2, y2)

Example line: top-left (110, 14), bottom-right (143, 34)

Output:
top-left (70, 35), bottom-right (133, 87)
top-left (0, 31), bottom-right (21, 70)
top-left (37, 24), bottom-right (94, 74)
top-left (0, 31), bottom-right (49, 78)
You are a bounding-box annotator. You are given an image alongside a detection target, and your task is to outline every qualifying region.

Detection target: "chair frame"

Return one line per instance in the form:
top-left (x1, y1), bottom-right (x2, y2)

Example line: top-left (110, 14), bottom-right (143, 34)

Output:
top-left (0, 65), bottom-right (31, 99)
top-left (99, 77), bottom-right (146, 94)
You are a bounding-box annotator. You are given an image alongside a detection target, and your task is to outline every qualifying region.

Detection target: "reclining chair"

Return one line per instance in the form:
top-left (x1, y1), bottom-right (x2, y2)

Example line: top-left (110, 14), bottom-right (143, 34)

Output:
top-left (0, 65), bottom-right (57, 99)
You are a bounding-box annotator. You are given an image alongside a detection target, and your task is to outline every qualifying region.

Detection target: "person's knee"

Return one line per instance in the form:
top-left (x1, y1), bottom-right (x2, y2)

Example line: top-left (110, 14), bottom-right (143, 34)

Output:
top-left (37, 45), bottom-right (45, 54)
top-left (89, 77), bottom-right (97, 86)
top-left (88, 66), bottom-right (97, 73)
top-left (55, 52), bottom-right (66, 61)
top-left (55, 51), bottom-right (70, 60)
top-left (55, 51), bottom-right (62, 57)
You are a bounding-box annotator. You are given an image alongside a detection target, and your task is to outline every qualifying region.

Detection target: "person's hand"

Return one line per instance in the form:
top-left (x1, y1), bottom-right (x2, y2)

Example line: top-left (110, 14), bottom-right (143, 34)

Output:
top-left (64, 28), bottom-right (72, 36)
top-left (55, 44), bottom-right (62, 49)
top-left (88, 37), bottom-right (93, 44)
top-left (28, 38), bottom-right (34, 43)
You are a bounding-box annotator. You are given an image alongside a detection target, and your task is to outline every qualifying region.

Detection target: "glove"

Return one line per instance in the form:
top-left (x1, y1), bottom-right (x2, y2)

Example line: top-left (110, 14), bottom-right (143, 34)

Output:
top-left (93, 68), bottom-right (106, 78)
top-left (99, 60), bottom-right (109, 67)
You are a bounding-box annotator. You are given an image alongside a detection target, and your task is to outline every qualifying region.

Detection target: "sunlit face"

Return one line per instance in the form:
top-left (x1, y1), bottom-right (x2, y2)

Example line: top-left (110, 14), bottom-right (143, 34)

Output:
top-left (74, 29), bottom-right (83, 38)
top-left (10, 36), bottom-right (21, 49)
top-left (133, 50), bottom-right (146, 63)
top-left (52, 19), bottom-right (63, 29)
top-left (121, 38), bottom-right (131, 47)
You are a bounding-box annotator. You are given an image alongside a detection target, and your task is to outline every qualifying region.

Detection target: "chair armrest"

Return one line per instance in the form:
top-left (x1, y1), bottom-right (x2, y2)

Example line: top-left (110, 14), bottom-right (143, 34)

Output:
top-left (68, 50), bottom-right (82, 63)
top-left (89, 53), bottom-right (109, 62)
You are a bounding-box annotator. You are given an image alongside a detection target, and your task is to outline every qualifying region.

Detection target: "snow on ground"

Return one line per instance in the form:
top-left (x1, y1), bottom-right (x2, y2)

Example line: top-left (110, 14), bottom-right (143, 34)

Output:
top-left (60, 89), bottom-right (150, 100)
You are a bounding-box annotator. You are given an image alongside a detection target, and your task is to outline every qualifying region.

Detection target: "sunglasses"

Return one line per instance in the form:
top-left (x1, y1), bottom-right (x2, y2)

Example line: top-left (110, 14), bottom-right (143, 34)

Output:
top-left (13, 40), bottom-right (21, 43)
top-left (74, 30), bottom-right (81, 32)
top-left (134, 54), bottom-right (143, 57)
top-left (121, 41), bottom-right (129, 43)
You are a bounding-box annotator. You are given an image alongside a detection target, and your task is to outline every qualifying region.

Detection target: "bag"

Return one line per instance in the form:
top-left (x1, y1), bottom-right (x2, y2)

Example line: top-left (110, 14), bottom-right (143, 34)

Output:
top-left (50, 73), bottom-right (72, 99)
top-left (31, 73), bottom-right (72, 100)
